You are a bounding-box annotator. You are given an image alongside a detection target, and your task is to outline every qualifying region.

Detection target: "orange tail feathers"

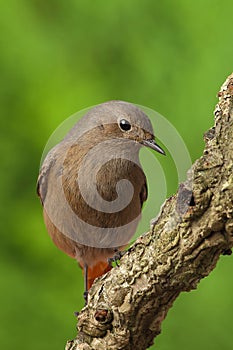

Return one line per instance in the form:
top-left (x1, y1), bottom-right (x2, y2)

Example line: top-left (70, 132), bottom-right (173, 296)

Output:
top-left (82, 261), bottom-right (112, 290)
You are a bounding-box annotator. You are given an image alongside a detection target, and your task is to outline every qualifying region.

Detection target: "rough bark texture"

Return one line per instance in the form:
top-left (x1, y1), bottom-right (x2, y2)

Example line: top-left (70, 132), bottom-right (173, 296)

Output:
top-left (65, 74), bottom-right (233, 350)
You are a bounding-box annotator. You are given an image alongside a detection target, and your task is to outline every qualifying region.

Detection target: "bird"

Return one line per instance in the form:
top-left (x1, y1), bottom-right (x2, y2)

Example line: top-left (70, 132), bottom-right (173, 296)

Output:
top-left (37, 100), bottom-right (165, 302)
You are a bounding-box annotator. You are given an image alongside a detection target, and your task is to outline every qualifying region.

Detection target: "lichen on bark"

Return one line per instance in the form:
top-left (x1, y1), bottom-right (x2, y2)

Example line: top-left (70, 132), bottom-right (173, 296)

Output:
top-left (66, 74), bottom-right (233, 350)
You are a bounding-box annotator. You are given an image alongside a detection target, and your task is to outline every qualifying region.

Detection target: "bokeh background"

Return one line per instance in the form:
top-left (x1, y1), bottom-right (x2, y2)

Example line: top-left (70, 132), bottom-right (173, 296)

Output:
top-left (1, 1), bottom-right (233, 349)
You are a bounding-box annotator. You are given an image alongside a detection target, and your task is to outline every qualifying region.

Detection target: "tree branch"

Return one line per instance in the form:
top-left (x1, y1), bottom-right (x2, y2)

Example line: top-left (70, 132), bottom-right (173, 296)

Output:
top-left (66, 73), bottom-right (233, 350)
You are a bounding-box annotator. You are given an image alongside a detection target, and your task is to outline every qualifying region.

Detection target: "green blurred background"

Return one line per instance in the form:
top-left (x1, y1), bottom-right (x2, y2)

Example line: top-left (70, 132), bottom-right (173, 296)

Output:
top-left (1, 0), bottom-right (233, 349)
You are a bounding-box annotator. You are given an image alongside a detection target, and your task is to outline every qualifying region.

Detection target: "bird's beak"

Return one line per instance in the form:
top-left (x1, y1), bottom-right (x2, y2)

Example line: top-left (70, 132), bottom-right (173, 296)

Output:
top-left (142, 139), bottom-right (166, 155)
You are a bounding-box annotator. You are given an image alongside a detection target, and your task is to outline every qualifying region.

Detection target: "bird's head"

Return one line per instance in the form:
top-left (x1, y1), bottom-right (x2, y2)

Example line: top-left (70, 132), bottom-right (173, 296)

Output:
top-left (64, 100), bottom-right (165, 156)
top-left (95, 100), bottom-right (166, 155)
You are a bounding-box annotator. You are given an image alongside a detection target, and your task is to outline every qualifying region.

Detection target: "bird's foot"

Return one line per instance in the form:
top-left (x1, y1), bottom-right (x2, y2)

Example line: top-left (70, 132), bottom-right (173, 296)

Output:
top-left (83, 290), bottom-right (88, 305)
top-left (108, 249), bottom-right (126, 267)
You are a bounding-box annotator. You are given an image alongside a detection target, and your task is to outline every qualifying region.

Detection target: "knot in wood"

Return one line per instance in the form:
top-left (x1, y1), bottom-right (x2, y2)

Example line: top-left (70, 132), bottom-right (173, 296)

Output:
top-left (94, 308), bottom-right (113, 324)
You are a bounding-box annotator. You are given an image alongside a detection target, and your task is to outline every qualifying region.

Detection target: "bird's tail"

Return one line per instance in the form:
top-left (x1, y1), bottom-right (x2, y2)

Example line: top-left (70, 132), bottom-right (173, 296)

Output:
top-left (84, 261), bottom-right (112, 290)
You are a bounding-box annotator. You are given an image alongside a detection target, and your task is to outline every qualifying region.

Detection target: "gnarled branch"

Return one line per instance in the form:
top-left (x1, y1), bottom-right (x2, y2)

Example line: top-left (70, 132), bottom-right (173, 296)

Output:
top-left (66, 73), bottom-right (233, 350)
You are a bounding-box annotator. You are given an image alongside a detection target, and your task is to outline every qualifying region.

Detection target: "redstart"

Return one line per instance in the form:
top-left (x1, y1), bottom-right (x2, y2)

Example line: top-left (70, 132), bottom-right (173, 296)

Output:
top-left (37, 101), bottom-right (165, 301)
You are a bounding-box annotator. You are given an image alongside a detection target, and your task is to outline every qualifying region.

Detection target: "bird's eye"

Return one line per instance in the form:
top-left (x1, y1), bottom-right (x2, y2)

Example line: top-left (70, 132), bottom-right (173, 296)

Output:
top-left (119, 119), bottom-right (131, 131)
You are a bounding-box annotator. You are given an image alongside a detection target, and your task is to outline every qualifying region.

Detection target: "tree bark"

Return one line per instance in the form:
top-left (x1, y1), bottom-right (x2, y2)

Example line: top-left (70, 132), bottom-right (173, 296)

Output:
top-left (65, 73), bottom-right (233, 350)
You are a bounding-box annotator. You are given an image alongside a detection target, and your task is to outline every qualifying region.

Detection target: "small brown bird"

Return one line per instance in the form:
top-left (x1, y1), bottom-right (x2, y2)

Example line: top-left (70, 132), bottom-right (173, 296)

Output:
top-left (37, 101), bottom-right (165, 301)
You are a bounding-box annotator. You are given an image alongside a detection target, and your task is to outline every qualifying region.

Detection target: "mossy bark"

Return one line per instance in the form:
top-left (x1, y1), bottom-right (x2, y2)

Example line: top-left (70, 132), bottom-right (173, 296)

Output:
top-left (66, 74), bottom-right (233, 350)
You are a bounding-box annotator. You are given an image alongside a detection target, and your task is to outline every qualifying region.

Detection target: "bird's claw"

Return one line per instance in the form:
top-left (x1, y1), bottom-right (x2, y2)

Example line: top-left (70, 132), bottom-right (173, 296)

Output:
top-left (108, 250), bottom-right (126, 267)
top-left (83, 290), bottom-right (88, 305)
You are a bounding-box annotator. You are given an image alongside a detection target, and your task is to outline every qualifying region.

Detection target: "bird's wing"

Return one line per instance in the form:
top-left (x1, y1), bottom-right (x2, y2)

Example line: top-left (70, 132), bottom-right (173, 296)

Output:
top-left (140, 178), bottom-right (148, 208)
top-left (36, 144), bottom-right (60, 205)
